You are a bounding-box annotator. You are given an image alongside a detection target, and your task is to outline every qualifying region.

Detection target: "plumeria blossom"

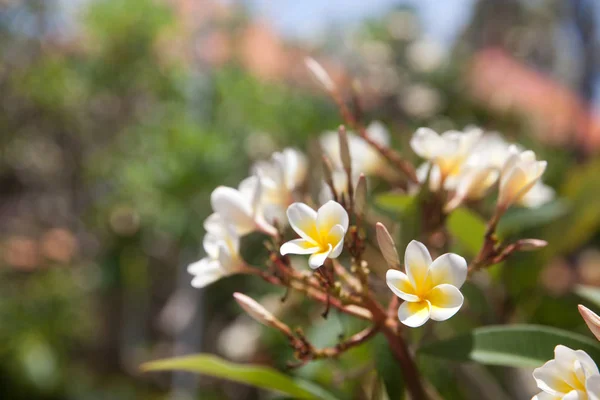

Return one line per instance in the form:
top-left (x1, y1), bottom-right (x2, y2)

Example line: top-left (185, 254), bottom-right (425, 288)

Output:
top-left (320, 121), bottom-right (390, 175)
top-left (208, 176), bottom-right (277, 236)
top-left (188, 223), bottom-right (243, 288)
top-left (386, 240), bottom-right (467, 327)
top-left (252, 148), bottom-right (308, 224)
top-left (280, 201), bottom-right (349, 269)
top-left (532, 345), bottom-right (600, 400)
top-left (411, 126), bottom-right (482, 189)
top-left (498, 146), bottom-right (547, 210)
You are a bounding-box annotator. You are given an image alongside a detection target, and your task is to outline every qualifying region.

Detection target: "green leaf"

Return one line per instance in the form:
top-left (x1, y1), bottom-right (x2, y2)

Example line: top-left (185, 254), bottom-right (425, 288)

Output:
top-left (496, 201), bottom-right (568, 236)
top-left (141, 354), bottom-right (339, 400)
top-left (375, 193), bottom-right (416, 215)
top-left (447, 208), bottom-right (486, 256)
top-left (373, 334), bottom-right (405, 400)
top-left (576, 285), bottom-right (600, 309)
top-left (419, 324), bottom-right (600, 368)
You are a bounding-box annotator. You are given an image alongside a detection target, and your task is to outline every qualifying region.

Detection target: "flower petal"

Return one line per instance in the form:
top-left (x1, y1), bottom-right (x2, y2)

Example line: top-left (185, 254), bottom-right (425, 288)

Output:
top-left (308, 245), bottom-right (332, 269)
top-left (428, 253), bottom-right (467, 288)
top-left (397, 300), bottom-right (431, 327)
top-left (586, 375), bottom-right (600, 400)
top-left (427, 284), bottom-right (464, 321)
top-left (218, 242), bottom-right (239, 272)
top-left (280, 239), bottom-right (319, 256)
top-left (404, 240), bottom-right (432, 289)
top-left (211, 186), bottom-right (255, 234)
top-left (498, 165), bottom-right (529, 207)
top-left (386, 269), bottom-right (419, 302)
top-left (410, 127), bottom-right (442, 159)
top-left (188, 258), bottom-right (225, 288)
top-left (533, 359), bottom-right (573, 396)
top-left (563, 390), bottom-right (586, 400)
top-left (203, 232), bottom-right (220, 259)
top-left (554, 345), bottom-right (600, 379)
top-left (316, 201), bottom-right (349, 240)
top-left (532, 392), bottom-right (560, 400)
top-left (286, 202), bottom-right (319, 243)
top-left (327, 224), bottom-right (346, 258)
top-left (204, 213), bottom-right (223, 234)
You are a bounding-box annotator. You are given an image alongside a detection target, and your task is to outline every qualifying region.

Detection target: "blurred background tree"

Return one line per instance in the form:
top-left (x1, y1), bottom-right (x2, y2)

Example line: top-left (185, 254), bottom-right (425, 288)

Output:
top-left (2, 0), bottom-right (600, 399)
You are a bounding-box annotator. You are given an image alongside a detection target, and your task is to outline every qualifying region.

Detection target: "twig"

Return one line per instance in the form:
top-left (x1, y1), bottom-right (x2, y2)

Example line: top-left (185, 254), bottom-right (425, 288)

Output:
top-left (328, 87), bottom-right (419, 184)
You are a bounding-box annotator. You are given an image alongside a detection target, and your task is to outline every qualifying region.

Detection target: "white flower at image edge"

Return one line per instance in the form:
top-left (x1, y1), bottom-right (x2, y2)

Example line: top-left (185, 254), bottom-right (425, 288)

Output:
top-left (187, 224), bottom-right (243, 288)
top-left (532, 345), bottom-right (600, 400)
top-left (280, 201), bottom-right (349, 269)
top-left (386, 240), bottom-right (467, 327)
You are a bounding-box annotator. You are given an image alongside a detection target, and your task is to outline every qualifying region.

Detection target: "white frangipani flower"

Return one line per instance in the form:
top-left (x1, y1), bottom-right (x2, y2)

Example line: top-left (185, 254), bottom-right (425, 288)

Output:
top-left (518, 181), bottom-right (555, 208)
top-left (209, 176), bottom-right (277, 236)
top-left (386, 240), bottom-right (467, 327)
top-left (498, 146), bottom-right (547, 210)
top-left (187, 224), bottom-right (243, 288)
top-left (410, 127), bottom-right (482, 188)
top-left (252, 148), bottom-right (308, 224)
top-left (532, 345), bottom-right (600, 400)
top-left (280, 201), bottom-right (349, 269)
top-left (320, 121), bottom-right (390, 175)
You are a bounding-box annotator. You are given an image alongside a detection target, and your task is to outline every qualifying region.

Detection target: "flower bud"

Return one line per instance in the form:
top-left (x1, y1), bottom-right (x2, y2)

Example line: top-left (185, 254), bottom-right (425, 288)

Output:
top-left (234, 292), bottom-right (275, 327)
top-left (304, 57), bottom-right (335, 92)
top-left (354, 174), bottom-right (367, 218)
top-left (338, 125), bottom-right (352, 174)
top-left (376, 222), bottom-right (400, 269)
top-left (515, 238), bottom-right (548, 251)
top-left (579, 304), bottom-right (600, 341)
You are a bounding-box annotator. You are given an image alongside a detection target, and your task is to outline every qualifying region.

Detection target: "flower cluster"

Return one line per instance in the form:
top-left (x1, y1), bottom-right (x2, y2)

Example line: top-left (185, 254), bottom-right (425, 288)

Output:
top-left (188, 148), bottom-right (308, 287)
top-left (160, 58), bottom-right (588, 400)
top-left (411, 127), bottom-right (553, 212)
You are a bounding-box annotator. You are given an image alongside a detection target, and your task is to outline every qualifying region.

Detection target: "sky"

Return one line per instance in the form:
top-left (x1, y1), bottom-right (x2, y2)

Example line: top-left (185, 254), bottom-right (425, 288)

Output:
top-left (242, 0), bottom-right (476, 46)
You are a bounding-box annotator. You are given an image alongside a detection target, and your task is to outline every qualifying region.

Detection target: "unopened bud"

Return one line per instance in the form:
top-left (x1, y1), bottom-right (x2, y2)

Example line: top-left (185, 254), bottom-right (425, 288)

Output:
top-left (304, 57), bottom-right (335, 92)
top-left (515, 239), bottom-right (548, 251)
top-left (234, 292), bottom-right (275, 326)
top-left (579, 305), bottom-right (600, 341)
top-left (338, 125), bottom-right (352, 174)
top-left (376, 222), bottom-right (400, 269)
top-left (354, 174), bottom-right (367, 218)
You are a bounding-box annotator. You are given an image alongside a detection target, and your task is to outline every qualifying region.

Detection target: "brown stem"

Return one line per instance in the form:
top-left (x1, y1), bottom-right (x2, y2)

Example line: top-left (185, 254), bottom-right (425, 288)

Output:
top-left (243, 266), bottom-right (372, 321)
top-left (468, 208), bottom-right (504, 274)
top-left (309, 326), bottom-right (379, 359)
top-left (362, 295), bottom-right (428, 400)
